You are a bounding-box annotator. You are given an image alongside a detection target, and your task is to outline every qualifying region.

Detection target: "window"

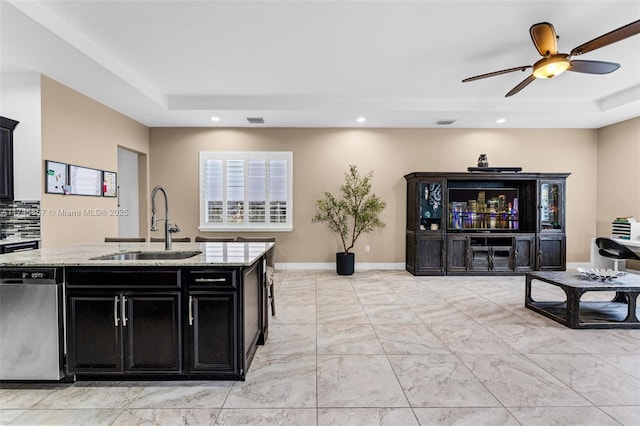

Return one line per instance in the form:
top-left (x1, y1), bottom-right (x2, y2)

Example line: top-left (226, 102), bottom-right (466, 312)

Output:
top-left (199, 151), bottom-right (293, 231)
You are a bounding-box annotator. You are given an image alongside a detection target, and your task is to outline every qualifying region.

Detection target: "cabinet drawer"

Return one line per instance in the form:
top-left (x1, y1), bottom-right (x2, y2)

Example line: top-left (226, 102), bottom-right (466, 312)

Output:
top-left (67, 268), bottom-right (181, 289)
top-left (1, 240), bottom-right (39, 253)
top-left (187, 270), bottom-right (237, 288)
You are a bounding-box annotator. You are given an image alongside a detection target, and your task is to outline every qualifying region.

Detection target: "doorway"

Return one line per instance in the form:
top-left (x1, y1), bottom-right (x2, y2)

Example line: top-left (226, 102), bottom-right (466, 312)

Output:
top-left (117, 147), bottom-right (143, 237)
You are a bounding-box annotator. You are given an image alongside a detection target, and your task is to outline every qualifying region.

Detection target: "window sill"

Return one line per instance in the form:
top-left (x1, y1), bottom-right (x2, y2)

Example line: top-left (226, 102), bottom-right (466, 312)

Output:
top-left (199, 225), bottom-right (292, 232)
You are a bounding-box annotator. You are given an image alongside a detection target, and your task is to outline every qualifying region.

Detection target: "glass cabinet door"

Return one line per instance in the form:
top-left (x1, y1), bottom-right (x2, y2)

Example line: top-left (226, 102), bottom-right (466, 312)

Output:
top-left (539, 181), bottom-right (564, 232)
top-left (419, 181), bottom-right (443, 232)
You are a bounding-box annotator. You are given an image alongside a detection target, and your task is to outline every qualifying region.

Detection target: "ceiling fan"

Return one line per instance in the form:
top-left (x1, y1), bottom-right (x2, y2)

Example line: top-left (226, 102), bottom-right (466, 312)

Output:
top-left (462, 19), bottom-right (640, 97)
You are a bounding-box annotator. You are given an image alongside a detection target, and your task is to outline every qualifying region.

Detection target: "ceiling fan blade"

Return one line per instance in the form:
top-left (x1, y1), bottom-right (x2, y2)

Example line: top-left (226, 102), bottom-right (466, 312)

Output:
top-left (462, 66), bottom-right (532, 82)
top-left (530, 22), bottom-right (558, 56)
top-left (505, 74), bottom-right (536, 97)
top-left (570, 19), bottom-right (640, 56)
top-left (568, 60), bottom-right (620, 74)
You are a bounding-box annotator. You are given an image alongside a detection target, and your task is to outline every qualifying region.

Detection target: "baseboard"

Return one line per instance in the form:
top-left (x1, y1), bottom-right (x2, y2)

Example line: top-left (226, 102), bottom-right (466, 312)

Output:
top-left (277, 262), bottom-right (620, 273)
top-left (275, 262), bottom-right (406, 271)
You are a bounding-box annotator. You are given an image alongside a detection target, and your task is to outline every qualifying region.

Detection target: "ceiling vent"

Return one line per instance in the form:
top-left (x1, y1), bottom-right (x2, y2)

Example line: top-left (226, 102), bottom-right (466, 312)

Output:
top-left (436, 119), bottom-right (456, 125)
top-left (246, 117), bottom-right (264, 124)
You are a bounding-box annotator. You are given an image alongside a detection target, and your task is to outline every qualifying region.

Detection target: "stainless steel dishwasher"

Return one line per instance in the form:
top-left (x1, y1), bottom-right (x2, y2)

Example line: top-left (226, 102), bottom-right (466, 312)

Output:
top-left (0, 268), bottom-right (65, 380)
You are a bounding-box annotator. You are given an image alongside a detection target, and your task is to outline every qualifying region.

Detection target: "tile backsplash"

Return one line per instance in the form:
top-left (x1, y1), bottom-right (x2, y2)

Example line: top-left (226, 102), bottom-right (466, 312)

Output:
top-left (0, 200), bottom-right (41, 239)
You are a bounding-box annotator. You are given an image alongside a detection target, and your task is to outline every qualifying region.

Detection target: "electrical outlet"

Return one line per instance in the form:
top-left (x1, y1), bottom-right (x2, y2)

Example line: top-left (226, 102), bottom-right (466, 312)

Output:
top-left (365, 245), bottom-right (370, 252)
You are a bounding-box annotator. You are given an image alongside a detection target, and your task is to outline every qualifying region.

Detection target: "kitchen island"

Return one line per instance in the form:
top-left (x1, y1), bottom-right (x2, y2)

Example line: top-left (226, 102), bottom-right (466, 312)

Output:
top-left (0, 241), bottom-right (273, 381)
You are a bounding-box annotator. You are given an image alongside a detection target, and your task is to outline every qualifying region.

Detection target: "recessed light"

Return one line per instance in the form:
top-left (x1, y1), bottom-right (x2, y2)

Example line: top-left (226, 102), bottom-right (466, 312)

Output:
top-left (496, 118), bottom-right (507, 124)
top-left (210, 116), bottom-right (220, 122)
top-left (356, 116), bottom-right (366, 123)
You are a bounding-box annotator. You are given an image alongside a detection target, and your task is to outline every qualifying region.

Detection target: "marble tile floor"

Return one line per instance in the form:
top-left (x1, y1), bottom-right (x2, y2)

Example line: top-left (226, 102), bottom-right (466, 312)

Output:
top-left (2, 270), bottom-right (640, 425)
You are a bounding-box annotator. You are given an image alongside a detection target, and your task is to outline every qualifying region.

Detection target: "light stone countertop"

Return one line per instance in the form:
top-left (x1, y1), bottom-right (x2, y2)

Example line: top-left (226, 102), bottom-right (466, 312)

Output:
top-left (0, 241), bottom-right (273, 267)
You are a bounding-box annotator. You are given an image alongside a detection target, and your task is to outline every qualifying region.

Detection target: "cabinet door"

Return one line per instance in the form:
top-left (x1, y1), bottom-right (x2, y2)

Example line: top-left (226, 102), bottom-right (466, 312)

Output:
top-left (447, 236), bottom-right (468, 272)
top-left (514, 236), bottom-right (535, 272)
top-left (67, 295), bottom-right (122, 373)
top-left (537, 235), bottom-right (566, 270)
top-left (188, 291), bottom-right (238, 374)
top-left (416, 236), bottom-right (445, 274)
top-left (469, 246), bottom-right (490, 272)
top-left (490, 246), bottom-right (513, 272)
top-left (0, 125), bottom-right (15, 201)
top-left (539, 181), bottom-right (565, 232)
top-left (418, 180), bottom-right (445, 232)
top-left (124, 293), bottom-right (181, 373)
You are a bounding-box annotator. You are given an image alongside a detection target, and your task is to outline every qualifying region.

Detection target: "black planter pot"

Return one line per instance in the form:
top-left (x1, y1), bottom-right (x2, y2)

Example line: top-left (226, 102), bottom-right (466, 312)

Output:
top-left (336, 252), bottom-right (355, 275)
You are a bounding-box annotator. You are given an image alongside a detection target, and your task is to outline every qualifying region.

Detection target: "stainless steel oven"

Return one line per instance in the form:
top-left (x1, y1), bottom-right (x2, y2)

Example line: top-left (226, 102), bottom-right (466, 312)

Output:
top-left (0, 268), bottom-right (65, 380)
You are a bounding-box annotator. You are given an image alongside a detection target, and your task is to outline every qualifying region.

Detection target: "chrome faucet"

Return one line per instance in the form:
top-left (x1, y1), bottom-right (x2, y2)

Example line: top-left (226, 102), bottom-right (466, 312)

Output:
top-left (150, 185), bottom-right (180, 250)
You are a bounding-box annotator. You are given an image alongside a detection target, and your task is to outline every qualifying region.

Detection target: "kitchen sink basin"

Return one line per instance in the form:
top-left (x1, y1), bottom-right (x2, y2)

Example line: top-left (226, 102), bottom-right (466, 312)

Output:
top-left (91, 251), bottom-right (202, 261)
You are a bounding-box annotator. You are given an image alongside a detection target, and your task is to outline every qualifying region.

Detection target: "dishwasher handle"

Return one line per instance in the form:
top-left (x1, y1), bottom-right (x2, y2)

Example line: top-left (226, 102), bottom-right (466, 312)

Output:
top-left (0, 279), bottom-right (24, 284)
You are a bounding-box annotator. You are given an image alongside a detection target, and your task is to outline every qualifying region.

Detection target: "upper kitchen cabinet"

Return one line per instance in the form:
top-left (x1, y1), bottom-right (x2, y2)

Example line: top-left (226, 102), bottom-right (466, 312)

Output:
top-left (0, 117), bottom-right (19, 200)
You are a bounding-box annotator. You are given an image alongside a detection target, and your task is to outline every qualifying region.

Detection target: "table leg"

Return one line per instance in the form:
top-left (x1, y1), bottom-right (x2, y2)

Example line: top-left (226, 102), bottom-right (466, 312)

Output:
top-left (623, 292), bottom-right (639, 323)
top-left (565, 288), bottom-right (582, 328)
top-left (525, 275), bottom-right (534, 305)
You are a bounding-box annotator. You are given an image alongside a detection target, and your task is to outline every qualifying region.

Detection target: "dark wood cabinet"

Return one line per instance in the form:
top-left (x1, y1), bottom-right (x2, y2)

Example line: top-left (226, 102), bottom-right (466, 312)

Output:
top-left (67, 291), bottom-right (181, 375)
top-left (185, 263), bottom-right (263, 380)
top-left (468, 237), bottom-right (513, 273)
top-left (536, 180), bottom-right (567, 270)
top-left (64, 257), bottom-right (270, 380)
top-left (537, 235), bottom-right (566, 270)
top-left (405, 172), bottom-right (569, 275)
top-left (66, 268), bottom-right (182, 376)
top-left (407, 235), bottom-right (445, 274)
top-left (185, 269), bottom-right (239, 376)
top-left (447, 235), bottom-right (468, 272)
top-left (446, 234), bottom-right (535, 274)
top-left (126, 293), bottom-right (181, 372)
top-left (67, 294), bottom-right (122, 373)
top-left (0, 117), bottom-right (19, 201)
top-left (514, 235), bottom-right (536, 271)
top-left (188, 291), bottom-right (237, 374)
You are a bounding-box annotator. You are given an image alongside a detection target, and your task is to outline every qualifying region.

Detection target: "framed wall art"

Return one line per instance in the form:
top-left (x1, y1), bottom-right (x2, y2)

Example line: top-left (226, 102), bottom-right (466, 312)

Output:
top-left (69, 164), bottom-right (103, 196)
top-left (102, 171), bottom-right (117, 197)
top-left (45, 160), bottom-right (68, 194)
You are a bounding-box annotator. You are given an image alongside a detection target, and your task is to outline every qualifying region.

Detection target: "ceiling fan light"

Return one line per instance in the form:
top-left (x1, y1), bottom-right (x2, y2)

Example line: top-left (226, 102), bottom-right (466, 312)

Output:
top-left (533, 55), bottom-right (570, 79)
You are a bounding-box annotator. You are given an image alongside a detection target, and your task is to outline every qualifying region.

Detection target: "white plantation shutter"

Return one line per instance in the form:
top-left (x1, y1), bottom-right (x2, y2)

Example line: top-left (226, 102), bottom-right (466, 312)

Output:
top-left (247, 159), bottom-right (266, 223)
top-left (199, 152), bottom-right (293, 231)
top-left (269, 159), bottom-right (288, 223)
top-left (204, 159), bottom-right (223, 223)
top-left (226, 159), bottom-right (245, 223)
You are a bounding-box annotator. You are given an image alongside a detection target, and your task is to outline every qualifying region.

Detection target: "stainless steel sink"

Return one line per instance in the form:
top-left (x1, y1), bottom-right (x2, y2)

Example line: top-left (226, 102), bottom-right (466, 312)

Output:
top-left (91, 251), bottom-right (202, 261)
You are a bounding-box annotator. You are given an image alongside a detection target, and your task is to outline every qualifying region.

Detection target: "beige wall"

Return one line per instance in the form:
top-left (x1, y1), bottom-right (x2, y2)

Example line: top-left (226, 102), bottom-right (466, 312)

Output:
top-left (596, 117), bottom-right (640, 236)
top-left (39, 76), bottom-right (634, 264)
top-left (149, 127), bottom-right (598, 264)
top-left (40, 76), bottom-right (149, 247)
top-left (596, 117), bottom-right (640, 270)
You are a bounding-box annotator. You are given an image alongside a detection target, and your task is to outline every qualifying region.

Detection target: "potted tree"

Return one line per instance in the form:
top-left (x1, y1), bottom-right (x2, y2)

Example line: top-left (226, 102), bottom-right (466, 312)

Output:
top-left (312, 164), bottom-right (386, 275)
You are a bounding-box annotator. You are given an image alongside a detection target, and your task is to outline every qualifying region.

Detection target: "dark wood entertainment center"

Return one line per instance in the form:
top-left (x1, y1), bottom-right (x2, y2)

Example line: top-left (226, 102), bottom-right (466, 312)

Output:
top-left (405, 171), bottom-right (570, 275)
